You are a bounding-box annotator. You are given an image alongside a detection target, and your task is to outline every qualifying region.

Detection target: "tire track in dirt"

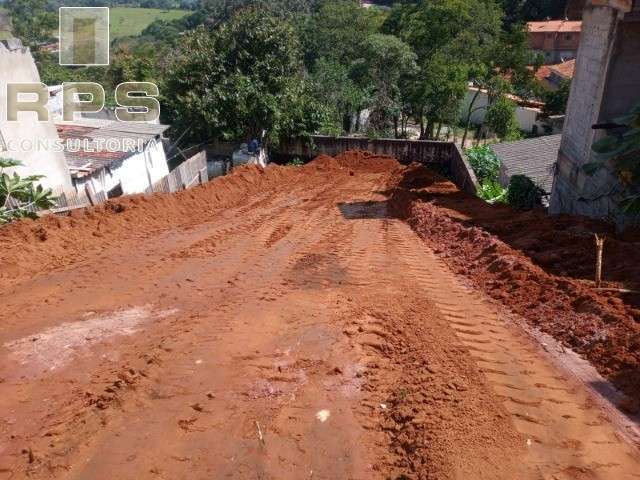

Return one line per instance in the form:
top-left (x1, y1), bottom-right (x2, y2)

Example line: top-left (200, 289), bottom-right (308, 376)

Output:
top-left (385, 219), bottom-right (640, 479)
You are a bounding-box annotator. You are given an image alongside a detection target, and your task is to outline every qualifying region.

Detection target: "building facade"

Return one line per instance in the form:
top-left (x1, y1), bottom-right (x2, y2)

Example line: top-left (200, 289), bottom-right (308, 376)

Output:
top-left (528, 20), bottom-right (582, 64)
top-left (550, 0), bottom-right (640, 227)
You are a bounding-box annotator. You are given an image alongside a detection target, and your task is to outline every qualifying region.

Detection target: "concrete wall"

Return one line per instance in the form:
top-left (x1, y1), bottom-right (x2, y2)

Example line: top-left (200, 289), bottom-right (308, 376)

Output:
top-left (0, 40), bottom-right (72, 191)
top-left (550, 2), bottom-right (640, 226)
top-left (277, 136), bottom-right (479, 195)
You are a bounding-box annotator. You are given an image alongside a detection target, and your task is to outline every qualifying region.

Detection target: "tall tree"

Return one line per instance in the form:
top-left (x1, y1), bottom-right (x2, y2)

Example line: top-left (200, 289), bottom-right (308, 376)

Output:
top-left (6, 0), bottom-right (56, 45)
top-left (162, 7), bottom-right (321, 145)
top-left (359, 33), bottom-right (417, 136)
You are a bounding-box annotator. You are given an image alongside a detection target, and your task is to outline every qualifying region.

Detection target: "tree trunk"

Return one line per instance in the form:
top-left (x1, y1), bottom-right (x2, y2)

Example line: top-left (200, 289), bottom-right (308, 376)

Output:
top-left (462, 88), bottom-right (481, 148)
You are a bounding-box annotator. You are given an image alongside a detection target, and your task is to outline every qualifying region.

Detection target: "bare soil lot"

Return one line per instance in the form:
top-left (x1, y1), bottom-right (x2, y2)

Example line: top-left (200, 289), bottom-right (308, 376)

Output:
top-left (0, 152), bottom-right (639, 479)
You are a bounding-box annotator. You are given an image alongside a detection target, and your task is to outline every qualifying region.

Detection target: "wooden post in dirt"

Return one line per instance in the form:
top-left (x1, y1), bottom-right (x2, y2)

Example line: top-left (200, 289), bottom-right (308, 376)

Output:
top-left (594, 234), bottom-right (605, 288)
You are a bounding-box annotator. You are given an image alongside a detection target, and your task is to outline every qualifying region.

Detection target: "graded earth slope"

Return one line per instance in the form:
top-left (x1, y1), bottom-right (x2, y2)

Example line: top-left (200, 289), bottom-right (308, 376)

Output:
top-left (0, 152), bottom-right (638, 480)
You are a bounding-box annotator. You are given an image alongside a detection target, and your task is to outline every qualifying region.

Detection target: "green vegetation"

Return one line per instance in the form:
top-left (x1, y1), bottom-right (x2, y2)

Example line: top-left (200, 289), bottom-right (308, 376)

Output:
top-left (466, 145), bottom-right (500, 183)
top-left (11, 0), bottom-right (551, 155)
top-left (478, 179), bottom-right (507, 203)
top-left (507, 174), bottom-right (544, 210)
top-left (110, 7), bottom-right (189, 38)
top-left (5, 0), bottom-right (56, 45)
top-left (0, 159), bottom-right (56, 224)
top-left (286, 158), bottom-right (305, 167)
top-left (486, 96), bottom-right (521, 141)
top-left (587, 103), bottom-right (640, 213)
top-left (542, 79), bottom-right (571, 118)
top-left (162, 8), bottom-right (328, 146)
top-left (466, 145), bottom-right (507, 204)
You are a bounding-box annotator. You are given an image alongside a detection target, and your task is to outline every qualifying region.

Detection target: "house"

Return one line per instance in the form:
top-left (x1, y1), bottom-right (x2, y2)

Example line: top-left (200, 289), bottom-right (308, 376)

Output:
top-left (56, 119), bottom-right (170, 199)
top-left (460, 86), bottom-right (546, 134)
top-left (527, 20), bottom-right (582, 64)
top-left (492, 134), bottom-right (561, 200)
top-left (535, 59), bottom-right (576, 90)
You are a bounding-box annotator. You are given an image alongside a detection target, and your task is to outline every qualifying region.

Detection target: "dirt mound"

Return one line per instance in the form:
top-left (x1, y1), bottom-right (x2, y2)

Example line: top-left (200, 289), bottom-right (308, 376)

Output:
top-left (0, 151), bottom-right (399, 288)
top-left (390, 164), bottom-right (640, 402)
top-left (0, 164), bottom-right (287, 286)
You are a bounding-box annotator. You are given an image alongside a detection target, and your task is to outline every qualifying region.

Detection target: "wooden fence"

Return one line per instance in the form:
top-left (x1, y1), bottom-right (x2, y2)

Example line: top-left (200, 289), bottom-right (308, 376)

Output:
top-left (146, 150), bottom-right (208, 194)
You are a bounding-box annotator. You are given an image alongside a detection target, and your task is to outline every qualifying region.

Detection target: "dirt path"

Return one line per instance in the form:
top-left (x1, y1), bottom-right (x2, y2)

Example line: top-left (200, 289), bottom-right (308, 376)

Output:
top-left (1, 154), bottom-right (639, 479)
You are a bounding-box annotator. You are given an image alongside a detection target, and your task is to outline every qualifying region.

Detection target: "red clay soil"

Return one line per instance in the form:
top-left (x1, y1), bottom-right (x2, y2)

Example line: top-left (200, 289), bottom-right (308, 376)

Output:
top-left (1, 151), bottom-right (639, 480)
top-left (389, 164), bottom-right (640, 406)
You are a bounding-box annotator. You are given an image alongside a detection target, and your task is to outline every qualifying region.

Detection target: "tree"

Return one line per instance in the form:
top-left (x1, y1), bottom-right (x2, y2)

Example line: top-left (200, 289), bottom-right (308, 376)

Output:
top-left (383, 0), bottom-right (505, 140)
top-left (486, 95), bottom-right (520, 140)
top-left (6, 0), bottom-right (56, 45)
top-left (309, 57), bottom-right (369, 134)
top-left (0, 159), bottom-right (56, 225)
top-left (358, 33), bottom-right (417, 137)
top-left (162, 7), bottom-right (321, 146)
top-left (542, 79), bottom-right (571, 117)
top-left (301, 0), bottom-right (384, 69)
top-left (461, 24), bottom-right (536, 146)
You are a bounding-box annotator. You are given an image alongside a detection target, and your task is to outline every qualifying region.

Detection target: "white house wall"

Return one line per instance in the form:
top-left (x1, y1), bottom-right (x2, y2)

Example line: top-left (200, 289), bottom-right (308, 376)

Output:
top-left (0, 43), bottom-right (72, 191)
top-left (460, 87), bottom-right (544, 134)
top-left (76, 140), bottom-right (170, 196)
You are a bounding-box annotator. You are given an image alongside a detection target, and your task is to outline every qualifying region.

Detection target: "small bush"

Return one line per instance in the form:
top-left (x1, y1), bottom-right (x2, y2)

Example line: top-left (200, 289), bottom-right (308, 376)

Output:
top-left (478, 180), bottom-right (508, 204)
top-left (507, 175), bottom-right (544, 210)
top-left (466, 145), bottom-right (500, 183)
top-left (286, 157), bottom-right (304, 167)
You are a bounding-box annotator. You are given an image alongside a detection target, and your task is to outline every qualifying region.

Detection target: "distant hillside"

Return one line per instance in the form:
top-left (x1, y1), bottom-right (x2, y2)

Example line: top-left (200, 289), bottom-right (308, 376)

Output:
top-left (110, 6), bottom-right (190, 38)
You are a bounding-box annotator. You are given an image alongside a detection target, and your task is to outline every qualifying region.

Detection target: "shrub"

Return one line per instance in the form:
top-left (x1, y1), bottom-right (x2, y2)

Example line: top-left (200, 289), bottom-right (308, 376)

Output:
top-left (507, 174), bottom-right (544, 210)
top-left (466, 145), bottom-right (500, 183)
top-left (286, 157), bottom-right (304, 166)
top-left (0, 159), bottom-right (56, 225)
top-left (478, 179), bottom-right (508, 204)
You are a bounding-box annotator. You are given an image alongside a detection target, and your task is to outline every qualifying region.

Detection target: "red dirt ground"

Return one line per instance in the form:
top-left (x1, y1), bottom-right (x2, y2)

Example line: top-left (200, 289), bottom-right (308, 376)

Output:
top-left (0, 151), bottom-right (639, 480)
top-left (389, 164), bottom-right (640, 406)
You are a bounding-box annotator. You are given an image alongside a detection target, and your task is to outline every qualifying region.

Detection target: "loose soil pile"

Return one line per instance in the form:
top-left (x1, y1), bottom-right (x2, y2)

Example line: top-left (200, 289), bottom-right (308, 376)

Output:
top-left (389, 164), bottom-right (640, 404)
top-left (0, 151), bottom-right (399, 288)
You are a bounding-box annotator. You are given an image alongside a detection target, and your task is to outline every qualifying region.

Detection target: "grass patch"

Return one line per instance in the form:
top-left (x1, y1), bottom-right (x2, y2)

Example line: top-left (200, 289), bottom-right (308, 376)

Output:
top-left (109, 7), bottom-right (189, 38)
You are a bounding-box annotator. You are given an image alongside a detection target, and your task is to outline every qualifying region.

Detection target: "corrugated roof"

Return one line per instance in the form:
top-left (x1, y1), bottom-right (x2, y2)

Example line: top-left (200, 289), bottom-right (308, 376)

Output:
top-left (491, 135), bottom-right (561, 194)
top-left (55, 120), bottom-right (168, 176)
top-left (527, 20), bottom-right (582, 33)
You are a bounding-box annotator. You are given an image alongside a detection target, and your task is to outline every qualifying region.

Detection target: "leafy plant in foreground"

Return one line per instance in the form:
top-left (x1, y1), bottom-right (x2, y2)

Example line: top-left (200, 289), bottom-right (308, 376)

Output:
top-left (0, 159), bottom-right (56, 225)
top-left (478, 179), bottom-right (508, 204)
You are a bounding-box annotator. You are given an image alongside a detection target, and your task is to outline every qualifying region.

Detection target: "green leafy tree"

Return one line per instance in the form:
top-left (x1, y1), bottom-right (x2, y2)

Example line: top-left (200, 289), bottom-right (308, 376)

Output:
top-left (309, 57), bottom-right (369, 134)
top-left (0, 159), bottom-right (56, 224)
top-left (358, 33), bottom-right (417, 137)
top-left (486, 95), bottom-right (521, 140)
top-left (301, 0), bottom-right (384, 69)
top-left (542, 79), bottom-right (571, 117)
top-left (162, 8), bottom-right (321, 146)
top-left (6, 0), bottom-right (56, 45)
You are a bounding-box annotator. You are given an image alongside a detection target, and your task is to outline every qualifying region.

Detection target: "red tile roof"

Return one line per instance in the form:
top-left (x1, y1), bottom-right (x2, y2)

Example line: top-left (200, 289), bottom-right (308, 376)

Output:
top-left (549, 59), bottom-right (576, 79)
top-left (527, 20), bottom-right (582, 33)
